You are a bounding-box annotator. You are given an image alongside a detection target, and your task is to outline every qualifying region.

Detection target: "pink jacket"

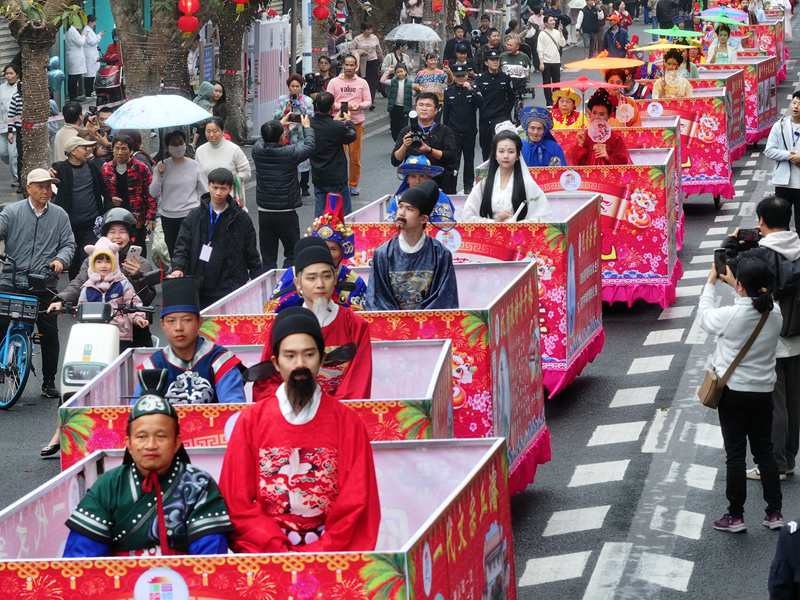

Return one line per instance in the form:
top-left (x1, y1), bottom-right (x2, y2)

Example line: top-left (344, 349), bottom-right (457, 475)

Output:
top-left (326, 75), bottom-right (372, 124)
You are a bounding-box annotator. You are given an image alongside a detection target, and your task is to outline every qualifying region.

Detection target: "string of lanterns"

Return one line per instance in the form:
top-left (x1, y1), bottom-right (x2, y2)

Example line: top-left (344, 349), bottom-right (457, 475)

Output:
top-left (177, 0), bottom-right (200, 35)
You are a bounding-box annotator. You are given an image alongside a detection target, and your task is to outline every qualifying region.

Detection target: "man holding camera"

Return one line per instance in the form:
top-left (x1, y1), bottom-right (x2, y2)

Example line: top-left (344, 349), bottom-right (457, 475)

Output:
top-left (721, 196), bottom-right (800, 482)
top-left (391, 92), bottom-right (459, 195)
top-left (475, 48), bottom-right (515, 161)
top-left (310, 91), bottom-right (357, 216)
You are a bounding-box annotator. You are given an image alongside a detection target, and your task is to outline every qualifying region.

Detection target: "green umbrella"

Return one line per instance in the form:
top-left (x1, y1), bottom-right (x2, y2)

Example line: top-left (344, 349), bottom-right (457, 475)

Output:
top-left (644, 25), bottom-right (704, 37)
top-left (699, 14), bottom-right (742, 26)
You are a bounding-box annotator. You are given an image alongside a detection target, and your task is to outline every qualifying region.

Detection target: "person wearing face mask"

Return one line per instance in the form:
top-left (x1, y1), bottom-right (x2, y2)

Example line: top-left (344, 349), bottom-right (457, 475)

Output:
top-left (463, 128), bottom-right (551, 222)
top-left (254, 243), bottom-right (372, 402)
top-left (195, 117), bottom-right (251, 207)
top-left (149, 130), bottom-right (207, 259)
top-left (651, 49), bottom-right (693, 100)
top-left (101, 135), bottom-right (157, 253)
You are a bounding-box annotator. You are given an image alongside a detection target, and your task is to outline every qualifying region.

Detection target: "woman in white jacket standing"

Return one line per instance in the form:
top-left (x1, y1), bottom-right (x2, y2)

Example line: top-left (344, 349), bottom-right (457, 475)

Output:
top-left (65, 23), bottom-right (86, 100)
top-left (195, 117), bottom-right (251, 207)
top-left (0, 64), bottom-right (19, 185)
top-left (698, 255), bottom-right (783, 533)
top-left (82, 15), bottom-right (102, 97)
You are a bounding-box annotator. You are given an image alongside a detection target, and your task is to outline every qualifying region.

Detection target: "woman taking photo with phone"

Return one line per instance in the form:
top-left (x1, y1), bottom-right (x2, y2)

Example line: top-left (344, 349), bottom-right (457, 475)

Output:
top-left (698, 255), bottom-right (784, 533)
top-left (274, 74), bottom-right (315, 197)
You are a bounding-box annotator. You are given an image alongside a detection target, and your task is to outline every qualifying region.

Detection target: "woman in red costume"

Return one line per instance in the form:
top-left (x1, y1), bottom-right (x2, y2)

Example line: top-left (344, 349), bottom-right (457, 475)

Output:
top-left (567, 89), bottom-right (632, 165)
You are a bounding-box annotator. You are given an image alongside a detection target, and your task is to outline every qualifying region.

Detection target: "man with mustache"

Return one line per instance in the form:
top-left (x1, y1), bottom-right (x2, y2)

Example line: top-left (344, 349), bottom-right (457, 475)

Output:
top-left (366, 180), bottom-right (459, 310)
top-left (220, 306), bottom-right (380, 553)
top-left (255, 242), bottom-right (372, 401)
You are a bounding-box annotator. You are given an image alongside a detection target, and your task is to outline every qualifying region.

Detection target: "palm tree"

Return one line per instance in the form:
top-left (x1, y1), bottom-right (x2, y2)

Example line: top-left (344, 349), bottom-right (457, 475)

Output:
top-left (2, 0), bottom-right (72, 180)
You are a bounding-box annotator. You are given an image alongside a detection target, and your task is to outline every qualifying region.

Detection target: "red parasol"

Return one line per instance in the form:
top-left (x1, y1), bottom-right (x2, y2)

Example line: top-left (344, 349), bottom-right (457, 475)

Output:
top-left (538, 76), bottom-right (625, 92)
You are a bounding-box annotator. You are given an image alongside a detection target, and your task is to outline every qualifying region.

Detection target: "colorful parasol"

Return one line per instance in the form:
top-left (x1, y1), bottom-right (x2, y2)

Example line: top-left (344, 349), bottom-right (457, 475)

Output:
top-left (700, 13), bottom-right (743, 25)
top-left (537, 76), bottom-right (626, 92)
top-left (633, 40), bottom-right (693, 51)
top-left (700, 6), bottom-right (748, 21)
top-left (564, 56), bottom-right (644, 71)
top-left (644, 25), bottom-right (704, 37)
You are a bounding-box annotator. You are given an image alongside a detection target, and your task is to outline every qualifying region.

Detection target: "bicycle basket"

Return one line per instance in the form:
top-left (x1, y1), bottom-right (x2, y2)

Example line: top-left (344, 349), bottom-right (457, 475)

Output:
top-left (0, 292), bottom-right (39, 322)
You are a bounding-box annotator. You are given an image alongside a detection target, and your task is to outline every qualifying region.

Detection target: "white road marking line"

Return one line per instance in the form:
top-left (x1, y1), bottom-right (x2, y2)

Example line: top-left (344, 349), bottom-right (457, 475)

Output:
top-left (676, 285), bottom-right (703, 297)
top-left (753, 170), bottom-right (767, 181)
top-left (633, 552), bottom-right (695, 592)
top-left (610, 386), bottom-right (660, 408)
top-left (698, 240), bottom-right (723, 249)
top-left (664, 461), bottom-right (718, 491)
top-left (734, 190), bottom-right (744, 198)
top-left (658, 305), bottom-right (694, 320)
top-left (641, 408), bottom-right (680, 453)
top-left (543, 506), bottom-right (612, 537)
top-left (690, 254), bottom-right (714, 264)
top-left (649, 505), bottom-right (706, 540)
top-left (740, 169), bottom-right (754, 175)
top-left (628, 355), bottom-right (674, 375)
top-left (568, 460), bottom-right (630, 487)
top-left (519, 551), bottom-right (593, 587)
top-left (734, 179), bottom-right (748, 186)
top-left (643, 328), bottom-right (684, 345)
top-left (707, 226), bottom-right (731, 234)
top-left (739, 202), bottom-right (755, 216)
top-left (588, 421), bottom-right (647, 446)
top-left (745, 160), bottom-right (757, 166)
top-left (750, 152), bottom-right (760, 157)
top-left (715, 214), bottom-right (735, 222)
top-left (681, 269), bottom-right (708, 280)
top-left (684, 312), bottom-right (709, 345)
top-left (680, 421), bottom-right (724, 449)
top-left (582, 542), bottom-right (633, 600)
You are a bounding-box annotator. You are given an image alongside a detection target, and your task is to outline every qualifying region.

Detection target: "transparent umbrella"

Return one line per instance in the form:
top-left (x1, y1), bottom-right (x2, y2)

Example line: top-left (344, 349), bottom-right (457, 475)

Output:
top-left (385, 23), bottom-right (442, 43)
top-left (104, 95), bottom-right (212, 130)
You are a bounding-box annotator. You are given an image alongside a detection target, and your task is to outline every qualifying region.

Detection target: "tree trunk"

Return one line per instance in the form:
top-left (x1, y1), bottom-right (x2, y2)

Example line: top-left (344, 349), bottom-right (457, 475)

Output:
top-left (215, 12), bottom-right (251, 143)
top-left (19, 39), bottom-right (53, 179)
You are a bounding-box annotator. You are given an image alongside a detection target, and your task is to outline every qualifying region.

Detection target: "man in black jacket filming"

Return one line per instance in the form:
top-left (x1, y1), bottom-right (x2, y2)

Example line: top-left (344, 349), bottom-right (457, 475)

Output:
top-left (310, 91), bottom-right (356, 217)
top-left (391, 92), bottom-right (459, 194)
top-left (169, 168), bottom-right (262, 309)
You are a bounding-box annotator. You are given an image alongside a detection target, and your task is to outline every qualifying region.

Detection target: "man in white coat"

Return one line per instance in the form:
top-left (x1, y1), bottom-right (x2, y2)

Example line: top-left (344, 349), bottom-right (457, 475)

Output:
top-left (65, 23), bottom-right (86, 100)
top-left (82, 15), bottom-right (102, 98)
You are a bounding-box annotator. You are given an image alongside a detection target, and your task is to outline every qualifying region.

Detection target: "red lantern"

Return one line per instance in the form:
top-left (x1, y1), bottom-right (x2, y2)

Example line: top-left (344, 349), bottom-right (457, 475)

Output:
top-left (178, 14), bottom-right (200, 33)
top-left (313, 5), bottom-right (330, 19)
top-left (432, 0), bottom-right (443, 11)
top-left (178, 0), bottom-right (199, 14)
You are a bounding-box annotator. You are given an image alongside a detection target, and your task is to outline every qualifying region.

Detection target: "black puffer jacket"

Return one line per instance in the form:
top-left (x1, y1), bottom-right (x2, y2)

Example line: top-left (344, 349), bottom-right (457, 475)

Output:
top-left (171, 194), bottom-right (262, 306)
top-left (252, 127), bottom-right (315, 211)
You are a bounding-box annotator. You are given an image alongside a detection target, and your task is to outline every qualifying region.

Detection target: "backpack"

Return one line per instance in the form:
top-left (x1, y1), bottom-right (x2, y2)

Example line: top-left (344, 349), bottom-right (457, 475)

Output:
top-left (773, 251), bottom-right (800, 338)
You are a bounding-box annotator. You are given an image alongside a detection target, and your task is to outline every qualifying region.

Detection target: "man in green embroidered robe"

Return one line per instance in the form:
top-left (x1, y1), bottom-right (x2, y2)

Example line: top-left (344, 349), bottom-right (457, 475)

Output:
top-left (62, 370), bottom-right (232, 556)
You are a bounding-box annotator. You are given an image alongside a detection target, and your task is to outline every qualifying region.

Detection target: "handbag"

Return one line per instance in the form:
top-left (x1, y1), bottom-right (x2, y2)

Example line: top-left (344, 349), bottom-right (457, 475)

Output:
top-left (697, 312), bottom-right (769, 409)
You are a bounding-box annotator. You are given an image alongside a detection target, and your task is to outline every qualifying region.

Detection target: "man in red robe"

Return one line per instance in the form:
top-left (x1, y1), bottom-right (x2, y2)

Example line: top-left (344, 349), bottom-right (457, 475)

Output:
top-left (567, 89), bottom-right (632, 166)
top-left (220, 306), bottom-right (381, 553)
top-left (254, 243), bottom-right (372, 401)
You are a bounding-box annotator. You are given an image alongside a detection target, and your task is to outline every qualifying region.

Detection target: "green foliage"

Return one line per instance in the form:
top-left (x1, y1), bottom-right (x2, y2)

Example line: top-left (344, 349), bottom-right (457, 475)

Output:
top-left (544, 224), bottom-right (567, 251)
top-left (60, 411), bottom-right (94, 455)
top-left (397, 400), bottom-right (433, 439)
top-left (462, 311), bottom-right (489, 348)
top-left (360, 554), bottom-right (407, 600)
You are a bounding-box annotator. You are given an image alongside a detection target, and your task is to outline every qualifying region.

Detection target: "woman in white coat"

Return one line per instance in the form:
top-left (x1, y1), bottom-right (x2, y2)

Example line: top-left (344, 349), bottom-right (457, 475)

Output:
top-left (65, 23), bottom-right (86, 100)
top-left (82, 15), bottom-right (102, 97)
top-left (463, 128), bottom-right (551, 222)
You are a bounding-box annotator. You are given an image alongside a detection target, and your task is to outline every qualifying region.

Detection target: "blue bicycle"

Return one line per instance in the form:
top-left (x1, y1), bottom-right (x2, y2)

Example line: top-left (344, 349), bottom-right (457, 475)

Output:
top-left (0, 255), bottom-right (53, 410)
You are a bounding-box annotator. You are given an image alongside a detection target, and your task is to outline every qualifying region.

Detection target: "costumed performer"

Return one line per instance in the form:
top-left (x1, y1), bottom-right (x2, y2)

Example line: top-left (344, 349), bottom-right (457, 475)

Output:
top-left (520, 107), bottom-right (567, 167)
top-left (707, 23), bottom-right (739, 64)
top-left (604, 69), bottom-right (642, 126)
top-left (627, 36), bottom-right (662, 81)
top-left (366, 180), bottom-right (459, 310)
top-left (567, 89), bottom-right (633, 165)
top-left (63, 370), bottom-right (232, 557)
top-left (255, 242), bottom-right (372, 401)
top-left (219, 306), bottom-right (380, 553)
top-left (268, 193), bottom-right (367, 312)
top-left (675, 38), bottom-right (701, 78)
top-left (464, 127), bottom-right (551, 222)
top-left (135, 277), bottom-right (245, 404)
top-left (551, 87), bottom-right (586, 129)
top-left (385, 154), bottom-right (456, 224)
top-left (652, 48), bottom-right (694, 99)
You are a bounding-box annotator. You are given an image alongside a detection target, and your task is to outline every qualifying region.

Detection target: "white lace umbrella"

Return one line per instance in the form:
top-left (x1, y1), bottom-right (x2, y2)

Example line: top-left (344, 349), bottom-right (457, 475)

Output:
top-left (104, 95), bottom-right (211, 130)
top-left (385, 23), bottom-right (442, 43)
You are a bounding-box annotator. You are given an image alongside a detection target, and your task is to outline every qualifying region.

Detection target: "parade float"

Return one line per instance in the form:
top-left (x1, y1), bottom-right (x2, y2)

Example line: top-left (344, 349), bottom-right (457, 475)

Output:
top-left (58, 340), bottom-right (454, 469)
top-left (0, 440), bottom-right (517, 599)
top-left (738, 19), bottom-right (787, 80)
top-left (698, 56), bottom-right (778, 143)
top-left (346, 194), bottom-right (603, 397)
top-left (200, 262), bottom-right (549, 494)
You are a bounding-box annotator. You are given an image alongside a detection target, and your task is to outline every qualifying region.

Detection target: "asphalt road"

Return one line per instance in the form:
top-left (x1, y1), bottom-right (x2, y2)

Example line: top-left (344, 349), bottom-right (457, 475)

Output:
top-left (0, 16), bottom-right (797, 599)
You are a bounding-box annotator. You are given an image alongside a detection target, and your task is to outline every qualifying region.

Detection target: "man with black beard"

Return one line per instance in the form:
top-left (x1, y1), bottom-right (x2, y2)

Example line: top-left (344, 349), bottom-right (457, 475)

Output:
top-left (219, 306), bottom-right (381, 553)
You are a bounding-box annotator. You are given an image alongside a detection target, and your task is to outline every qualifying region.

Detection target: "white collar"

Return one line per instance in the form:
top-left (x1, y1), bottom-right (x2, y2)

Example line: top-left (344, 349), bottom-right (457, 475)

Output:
top-left (398, 233), bottom-right (426, 254)
top-left (28, 199), bottom-right (47, 217)
top-left (276, 382), bottom-right (322, 425)
top-left (303, 298), bottom-right (339, 327)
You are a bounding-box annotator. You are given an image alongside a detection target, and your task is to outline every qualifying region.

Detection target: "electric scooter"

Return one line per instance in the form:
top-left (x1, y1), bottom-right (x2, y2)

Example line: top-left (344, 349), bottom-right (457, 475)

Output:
top-left (95, 49), bottom-right (125, 106)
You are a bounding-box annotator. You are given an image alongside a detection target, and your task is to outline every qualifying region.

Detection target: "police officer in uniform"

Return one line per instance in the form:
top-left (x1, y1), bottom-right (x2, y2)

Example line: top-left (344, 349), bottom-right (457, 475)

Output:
top-left (770, 519), bottom-right (800, 599)
top-left (475, 48), bottom-right (515, 161)
top-left (443, 64), bottom-right (482, 194)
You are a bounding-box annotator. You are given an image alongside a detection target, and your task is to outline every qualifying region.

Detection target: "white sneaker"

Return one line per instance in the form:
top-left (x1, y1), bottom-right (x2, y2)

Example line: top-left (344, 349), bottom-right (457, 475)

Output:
top-left (746, 467), bottom-right (788, 481)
